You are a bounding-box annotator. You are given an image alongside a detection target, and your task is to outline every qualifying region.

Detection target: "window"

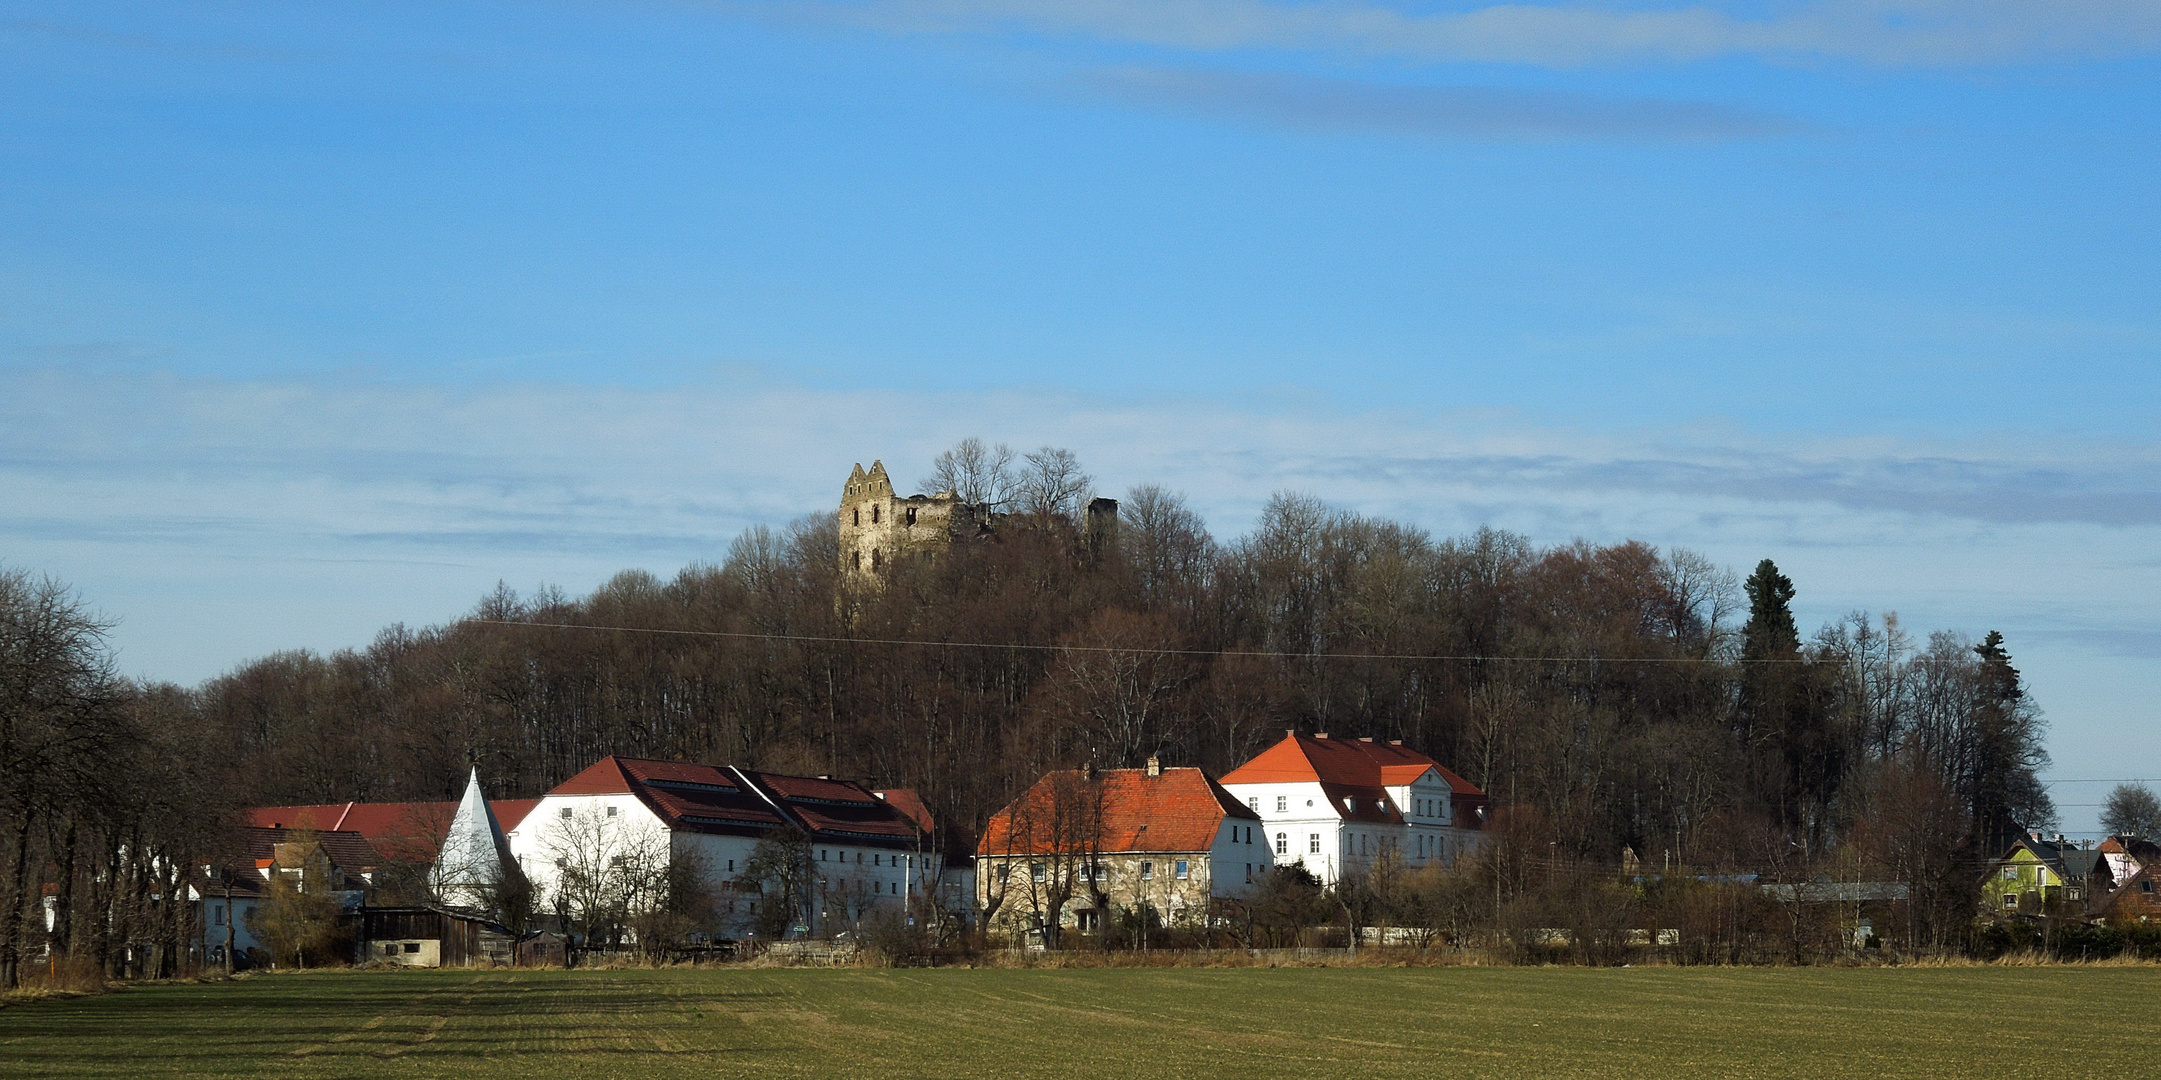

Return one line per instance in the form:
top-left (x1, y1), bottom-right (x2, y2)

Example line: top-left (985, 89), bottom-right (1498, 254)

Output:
top-left (1309, 834), bottom-right (1321, 854)
top-left (872, 504), bottom-right (880, 523)
top-left (1275, 833), bottom-right (1287, 855)
top-left (383, 944), bottom-right (397, 956)
top-left (874, 853), bottom-right (881, 866)
top-left (853, 551), bottom-right (861, 570)
top-left (1031, 862), bottom-right (1046, 883)
top-left (2003, 894), bottom-right (2018, 910)
top-left (1248, 797), bottom-right (1258, 811)
top-left (606, 805), bottom-right (618, 817)
top-left (728, 859), bottom-right (734, 872)
top-left (820, 849), bottom-right (828, 861)
top-left (1078, 909), bottom-right (1100, 932)
top-left (1245, 863), bottom-right (1253, 883)
top-left (2144, 880), bottom-right (2155, 894)
top-left (853, 508), bottom-right (860, 525)
top-left (906, 507), bottom-right (917, 525)
top-left (560, 807), bottom-right (573, 820)
top-left (404, 943), bottom-right (421, 954)
top-left (875, 880), bottom-right (882, 894)
top-left (872, 548), bottom-right (881, 569)
top-left (1141, 861), bottom-right (1153, 880)
top-left (856, 852), bottom-right (863, 864)
top-left (2002, 866), bottom-right (2016, 881)
top-left (1276, 795), bottom-right (1287, 813)
top-left (1174, 860), bottom-right (1189, 880)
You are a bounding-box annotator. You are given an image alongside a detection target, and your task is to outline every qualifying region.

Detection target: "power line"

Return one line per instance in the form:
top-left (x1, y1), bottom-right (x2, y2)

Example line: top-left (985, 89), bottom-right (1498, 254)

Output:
top-left (465, 618), bottom-right (1820, 665)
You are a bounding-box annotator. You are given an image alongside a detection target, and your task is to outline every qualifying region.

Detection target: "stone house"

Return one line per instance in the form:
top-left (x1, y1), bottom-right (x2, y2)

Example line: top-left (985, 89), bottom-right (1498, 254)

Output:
top-left (976, 759), bottom-right (1269, 940)
top-left (1220, 731), bottom-right (1488, 886)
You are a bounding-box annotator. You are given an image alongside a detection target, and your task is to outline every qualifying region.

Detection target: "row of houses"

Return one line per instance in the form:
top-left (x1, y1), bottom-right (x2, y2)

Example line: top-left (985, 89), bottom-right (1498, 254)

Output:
top-left (1984, 832), bottom-right (2161, 922)
top-left (194, 730), bottom-right (1491, 963)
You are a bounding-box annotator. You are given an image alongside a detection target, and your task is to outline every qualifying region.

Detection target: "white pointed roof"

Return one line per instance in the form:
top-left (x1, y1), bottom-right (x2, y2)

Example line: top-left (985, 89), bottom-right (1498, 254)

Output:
top-left (434, 767), bottom-right (516, 908)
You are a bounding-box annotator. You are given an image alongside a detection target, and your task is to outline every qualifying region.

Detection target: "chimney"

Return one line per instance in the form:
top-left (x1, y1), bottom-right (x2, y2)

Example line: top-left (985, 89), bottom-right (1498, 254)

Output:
top-left (1315, 732), bottom-right (1330, 739)
top-left (1358, 737), bottom-right (1373, 743)
top-left (1286, 728), bottom-right (1298, 739)
top-left (1145, 755), bottom-right (1161, 778)
top-left (1081, 762), bottom-right (1095, 782)
top-left (1388, 740), bottom-right (1402, 746)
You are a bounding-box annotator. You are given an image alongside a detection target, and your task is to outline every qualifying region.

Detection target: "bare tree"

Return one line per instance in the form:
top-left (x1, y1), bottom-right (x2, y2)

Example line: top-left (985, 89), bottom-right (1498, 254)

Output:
top-left (2102, 783), bottom-right (2161, 841)
top-left (921, 437), bottom-right (1017, 506)
top-left (1012, 446), bottom-right (1092, 520)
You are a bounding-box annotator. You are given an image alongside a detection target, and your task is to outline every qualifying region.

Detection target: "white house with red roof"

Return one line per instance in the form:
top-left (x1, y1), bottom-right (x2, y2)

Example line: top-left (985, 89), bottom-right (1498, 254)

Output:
top-left (1220, 731), bottom-right (1488, 884)
top-left (506, 756), bottom-right (945, 939)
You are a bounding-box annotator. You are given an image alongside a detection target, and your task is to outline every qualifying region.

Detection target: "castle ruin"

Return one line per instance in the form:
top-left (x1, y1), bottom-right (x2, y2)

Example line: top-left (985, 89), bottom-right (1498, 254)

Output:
top-left (838, 459), bottom-right (1117, 583)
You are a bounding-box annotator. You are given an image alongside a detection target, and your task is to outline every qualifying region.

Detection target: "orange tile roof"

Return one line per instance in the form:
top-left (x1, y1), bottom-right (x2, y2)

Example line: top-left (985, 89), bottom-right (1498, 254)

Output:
top-left (978, 767), bottom-right (1259, 857)
top-left (1220, 732), bottom-right (1488, 827)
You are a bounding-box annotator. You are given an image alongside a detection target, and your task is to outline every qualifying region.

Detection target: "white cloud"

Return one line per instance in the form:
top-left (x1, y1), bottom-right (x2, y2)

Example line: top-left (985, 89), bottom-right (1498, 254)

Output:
top-left (7, 363), bottom-right (2156, 826)
top-left (742, 0), bottom-right (2161, 67)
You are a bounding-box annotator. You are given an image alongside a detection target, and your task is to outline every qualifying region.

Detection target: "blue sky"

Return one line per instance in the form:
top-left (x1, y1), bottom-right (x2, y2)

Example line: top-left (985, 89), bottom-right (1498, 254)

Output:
top-left (3, 2), bottom-right (2158, 831)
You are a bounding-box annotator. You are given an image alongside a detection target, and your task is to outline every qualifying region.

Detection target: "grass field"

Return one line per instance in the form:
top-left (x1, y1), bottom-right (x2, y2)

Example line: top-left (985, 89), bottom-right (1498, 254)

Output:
top-left (3, 964), bottom-right (2155, 1079)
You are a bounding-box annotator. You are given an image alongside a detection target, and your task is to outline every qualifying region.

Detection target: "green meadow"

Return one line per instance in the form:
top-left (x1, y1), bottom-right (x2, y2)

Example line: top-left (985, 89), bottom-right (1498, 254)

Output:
top-left (2, 965), bottom-right (2152, 1079)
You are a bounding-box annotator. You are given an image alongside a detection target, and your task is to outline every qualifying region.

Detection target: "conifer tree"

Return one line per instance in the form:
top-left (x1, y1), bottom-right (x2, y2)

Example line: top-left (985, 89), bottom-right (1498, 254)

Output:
top-left (1967, 631), bottom-right (2052, 857)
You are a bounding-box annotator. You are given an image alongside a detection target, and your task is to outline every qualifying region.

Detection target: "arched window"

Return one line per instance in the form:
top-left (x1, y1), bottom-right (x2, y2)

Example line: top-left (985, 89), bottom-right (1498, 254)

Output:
top-left (1274, 832), bottom-right (1287, 855)
top-left (852, 508), bottom-right (860, 526)
top-left (872, 504), bottom-right (880, 523)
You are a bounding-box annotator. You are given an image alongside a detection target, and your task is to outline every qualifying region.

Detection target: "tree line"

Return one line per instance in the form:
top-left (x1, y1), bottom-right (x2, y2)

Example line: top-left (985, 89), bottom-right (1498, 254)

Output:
top-left (0, 440), bottom-right (2075, 979)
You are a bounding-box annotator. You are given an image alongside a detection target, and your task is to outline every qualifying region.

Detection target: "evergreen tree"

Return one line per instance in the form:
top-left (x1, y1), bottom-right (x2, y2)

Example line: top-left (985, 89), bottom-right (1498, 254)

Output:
top-left (1968, 631), bottom-right (2053, 857)
top-left (1736, 560), bottom-right (1841, 841)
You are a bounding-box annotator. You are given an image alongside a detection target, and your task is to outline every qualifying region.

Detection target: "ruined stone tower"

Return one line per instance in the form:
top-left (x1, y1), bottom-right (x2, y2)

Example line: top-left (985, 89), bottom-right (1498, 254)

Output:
top-left (838, 459), bottom-right (1118, 583)
top-left (838, 460), bottom-right (971, 583)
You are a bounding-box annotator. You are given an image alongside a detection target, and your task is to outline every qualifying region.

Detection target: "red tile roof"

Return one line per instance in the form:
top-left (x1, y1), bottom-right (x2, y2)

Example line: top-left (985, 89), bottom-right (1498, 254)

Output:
top-left (240, 799), bottom-right (539, 862)
top-left (874, 788), bottom-right (936, 835)
top-left (225, 826), bottom-right (383, 882)
top-left (979, 766), bottom-right (1259, 857)
top-left (743, 770), bottom-right (922, 847)
top-left (542, 756), bottom-right (927, 848)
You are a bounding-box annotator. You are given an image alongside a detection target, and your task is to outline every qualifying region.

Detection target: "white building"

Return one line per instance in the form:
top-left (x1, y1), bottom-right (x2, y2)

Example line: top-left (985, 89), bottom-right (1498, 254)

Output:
top-left (506, 756), bottom-right (949, 939)
top-left (1220, 731), bottom-right (1488, 885)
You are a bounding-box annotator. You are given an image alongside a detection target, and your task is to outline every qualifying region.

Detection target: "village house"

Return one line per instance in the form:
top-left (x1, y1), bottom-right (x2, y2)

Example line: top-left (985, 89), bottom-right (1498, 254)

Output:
top-left (193, 825), bottom-right (380, 968)
top-left (1219, 731), bottom-right (1488, 885)
top-left (1983, 832), bottom-right (2102, 914)
top-left (976, 758), bottom-right (1269, 941)
top-left (505, 756), bottom-right (951, 939)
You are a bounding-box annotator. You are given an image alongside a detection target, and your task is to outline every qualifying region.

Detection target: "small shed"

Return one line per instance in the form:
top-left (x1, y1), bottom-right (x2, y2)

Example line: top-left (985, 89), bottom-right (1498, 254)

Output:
top-left (359, 906), bottom-right (510, 967)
